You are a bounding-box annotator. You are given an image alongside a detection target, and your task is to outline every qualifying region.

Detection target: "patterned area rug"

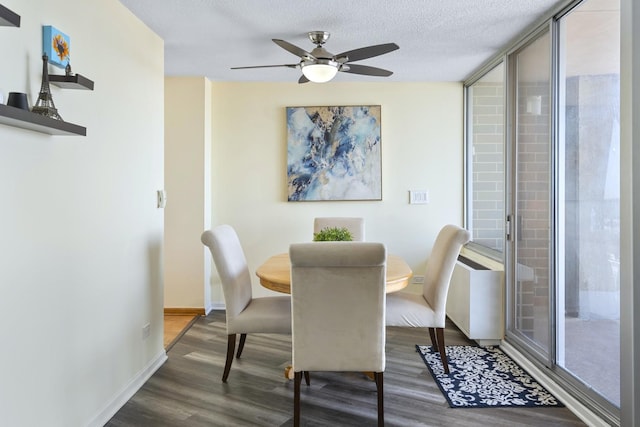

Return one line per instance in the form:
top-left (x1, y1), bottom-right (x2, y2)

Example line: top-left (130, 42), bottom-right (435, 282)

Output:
top-left (416, 345), bottom-right (564, 408)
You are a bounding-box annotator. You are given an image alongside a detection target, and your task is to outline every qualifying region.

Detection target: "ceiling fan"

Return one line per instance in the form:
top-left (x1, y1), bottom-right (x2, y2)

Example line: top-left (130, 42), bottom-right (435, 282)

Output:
top-left (231, 31), bottom-right (399, 84)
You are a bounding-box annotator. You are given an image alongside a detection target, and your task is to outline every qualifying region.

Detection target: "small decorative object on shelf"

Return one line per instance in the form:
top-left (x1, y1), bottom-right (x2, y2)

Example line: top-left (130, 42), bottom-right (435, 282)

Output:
top-left (31, 54), bottom-right (64, 121)
top-left (7, 92), bottom-right (29, 110)
top-left (43, 25), bottom-right (70, 68)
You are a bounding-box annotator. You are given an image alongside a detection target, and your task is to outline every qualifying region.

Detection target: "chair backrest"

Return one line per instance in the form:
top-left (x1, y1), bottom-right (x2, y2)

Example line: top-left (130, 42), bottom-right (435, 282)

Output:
top-left (201, 225), bottom-right (253, 326)
top-left (290, 242), bottom-right (386, 372)
top-left (313, 217), bottom-right (365, 241)
top-left (422, 224), bottom-right (472, 323)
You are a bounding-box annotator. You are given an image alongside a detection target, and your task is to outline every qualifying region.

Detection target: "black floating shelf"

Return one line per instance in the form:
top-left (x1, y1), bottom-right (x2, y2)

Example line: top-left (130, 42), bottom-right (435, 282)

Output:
top-left (0, 104), bottom-right (86, 136)
top-left (49, 74), bottom-right (94, 90)
top-left (0, 4), bottom-right (20, 27)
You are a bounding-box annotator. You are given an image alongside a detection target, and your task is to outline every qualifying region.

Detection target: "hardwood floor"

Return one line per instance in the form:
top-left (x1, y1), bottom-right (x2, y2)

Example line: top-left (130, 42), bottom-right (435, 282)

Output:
top-left (164, 314), bottom-right (199, 349)
top-left (108, 311), bottom-right (586, 426)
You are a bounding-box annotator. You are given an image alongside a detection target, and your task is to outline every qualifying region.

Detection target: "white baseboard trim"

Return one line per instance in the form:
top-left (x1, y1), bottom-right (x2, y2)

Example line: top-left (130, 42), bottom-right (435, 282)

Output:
top-left (501, 341), bottom-right (610, 427)
top-left (87, 349), bottom-right (168, 427)
top-left (206, 302), bottom-right (225, 314)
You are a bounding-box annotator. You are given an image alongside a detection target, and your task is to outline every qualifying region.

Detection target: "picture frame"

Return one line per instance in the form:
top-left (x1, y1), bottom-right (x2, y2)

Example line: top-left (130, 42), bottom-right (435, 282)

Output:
top-left (287, 105), bottom-right (382, 201)
top-left (43, 25), bottom-right (70, 68)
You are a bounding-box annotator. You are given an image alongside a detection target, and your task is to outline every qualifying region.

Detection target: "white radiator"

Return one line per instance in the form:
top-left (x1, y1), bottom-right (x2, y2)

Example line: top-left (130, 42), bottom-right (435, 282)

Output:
top-left (446, 259), bottom-right (504, 346)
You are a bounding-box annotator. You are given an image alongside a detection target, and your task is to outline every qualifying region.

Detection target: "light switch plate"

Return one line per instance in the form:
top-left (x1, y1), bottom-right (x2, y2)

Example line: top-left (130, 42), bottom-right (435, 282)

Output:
top-left (409, 190), bottom-right (429, 204)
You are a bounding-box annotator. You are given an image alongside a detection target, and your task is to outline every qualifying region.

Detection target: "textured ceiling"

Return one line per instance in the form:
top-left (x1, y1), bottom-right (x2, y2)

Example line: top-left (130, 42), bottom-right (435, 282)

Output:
top-left (118, 0), bottom-right (565, 83)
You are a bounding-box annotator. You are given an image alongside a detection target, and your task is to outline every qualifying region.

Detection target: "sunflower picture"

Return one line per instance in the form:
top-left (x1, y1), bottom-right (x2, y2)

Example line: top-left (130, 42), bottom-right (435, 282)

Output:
top-left (42, 25), bottom-right (71, 68)
top-left (52, 34), bottom-right (69, 62)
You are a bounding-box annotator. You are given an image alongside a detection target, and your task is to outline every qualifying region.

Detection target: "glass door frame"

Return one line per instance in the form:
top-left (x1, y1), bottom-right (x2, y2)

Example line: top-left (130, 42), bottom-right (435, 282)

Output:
top-left (504, 22), bottom-right (557, 368)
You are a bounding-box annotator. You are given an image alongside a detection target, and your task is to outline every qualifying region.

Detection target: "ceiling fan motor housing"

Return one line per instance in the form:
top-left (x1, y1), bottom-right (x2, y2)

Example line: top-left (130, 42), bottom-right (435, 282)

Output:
top-left (310, 46), bottom-right (335, 60)
top-left (308, 31), bottom-right (330, 46)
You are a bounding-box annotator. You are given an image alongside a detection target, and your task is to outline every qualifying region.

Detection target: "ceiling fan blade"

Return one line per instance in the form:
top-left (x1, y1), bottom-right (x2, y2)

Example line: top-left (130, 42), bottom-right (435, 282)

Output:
top-left (340, 64), bottom-right (393, 77)
top-left (298, 75), bottom-right (310, 84)
top-left (336, 43), bottom-right (399, 63)
top-left (231, 64), bottom-right (298, 70)
top-left (272, 39), bottom-right (316, 60)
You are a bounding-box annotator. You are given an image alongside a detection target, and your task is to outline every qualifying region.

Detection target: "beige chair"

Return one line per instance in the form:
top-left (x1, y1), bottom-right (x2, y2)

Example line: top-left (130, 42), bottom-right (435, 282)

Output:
top-left (290, 242), bottom-right (386, 427)
top-left (201, 225), bottom-right (291, 382)
top-left (313, 217), bottom-right (365, 241)
top-left (386, 224), bottom-right (471, 374)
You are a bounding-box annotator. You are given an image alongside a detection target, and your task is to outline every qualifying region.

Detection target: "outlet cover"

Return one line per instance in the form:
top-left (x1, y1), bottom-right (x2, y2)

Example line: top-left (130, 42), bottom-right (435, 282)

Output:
top-left (142, 323), bottom-right (151, 340)
top-left (412, 275), bottom-right (425, 284)
top-left (157, 190), bottom-right (166, 208)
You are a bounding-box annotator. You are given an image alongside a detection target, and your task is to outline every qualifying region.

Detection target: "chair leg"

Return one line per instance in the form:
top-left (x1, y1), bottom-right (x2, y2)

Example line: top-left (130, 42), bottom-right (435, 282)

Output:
top-left (304, 371), bottom-right (310, 386)
top-left (428, 327), bottom-right (438, 352)
top-left (374, 372), bottom-right (384, 427)
top-left (294, 372), bottom-right (302, 427)
top-left (236, 333), bottom-right (247, 358)
top-left (222, 334), bottom-right (236, 382)
top-left (435, 327), bottom-right (449, 374)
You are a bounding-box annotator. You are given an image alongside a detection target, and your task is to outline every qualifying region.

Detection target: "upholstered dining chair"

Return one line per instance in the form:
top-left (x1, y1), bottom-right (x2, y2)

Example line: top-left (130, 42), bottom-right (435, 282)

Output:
top-left (201, 225), bottom-right (292, 382)
top-left (289, 242), bottom-right (386, 427)
top-left (386, 224), bottom-right (471, 374)
top-left (313, 217), bottom-right (365, 241)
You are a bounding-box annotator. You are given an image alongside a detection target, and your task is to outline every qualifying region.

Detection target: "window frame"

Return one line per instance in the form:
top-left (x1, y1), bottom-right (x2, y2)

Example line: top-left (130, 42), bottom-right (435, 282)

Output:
top-left (463, 58), bottom-right (508, 263)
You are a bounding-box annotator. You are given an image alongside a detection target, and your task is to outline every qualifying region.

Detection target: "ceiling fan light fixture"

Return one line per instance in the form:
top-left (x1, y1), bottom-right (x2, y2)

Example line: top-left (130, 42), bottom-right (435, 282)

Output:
top-left (232, 33), bottom-right (398, 83)
top-left (301, 60), bottom-right (338, 83)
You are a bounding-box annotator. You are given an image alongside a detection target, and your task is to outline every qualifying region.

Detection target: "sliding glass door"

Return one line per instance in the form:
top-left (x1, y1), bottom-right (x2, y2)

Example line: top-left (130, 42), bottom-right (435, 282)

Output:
top-left (467, 0), bottom-right (621, 419)
top-left (502, 0), bottom-right (620, 419)
top-left (507, 28), bottom-right (553, 363)
top-left (556, 0), bottom-right (620, 408)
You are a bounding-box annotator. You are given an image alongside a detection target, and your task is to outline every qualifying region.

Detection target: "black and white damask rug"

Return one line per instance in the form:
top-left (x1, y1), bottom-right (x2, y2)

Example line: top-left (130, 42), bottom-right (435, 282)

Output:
top-left (416, 345), bottom-right (564, 408)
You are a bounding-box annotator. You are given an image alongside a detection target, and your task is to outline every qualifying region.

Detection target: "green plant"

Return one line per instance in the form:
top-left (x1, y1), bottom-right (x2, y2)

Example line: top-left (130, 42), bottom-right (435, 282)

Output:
top-left (313, 226), bottom-right (353, 241)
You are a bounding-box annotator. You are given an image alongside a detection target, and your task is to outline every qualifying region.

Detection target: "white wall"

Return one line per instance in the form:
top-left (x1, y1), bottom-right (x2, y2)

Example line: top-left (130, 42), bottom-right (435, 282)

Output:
top-left (209, 82), bottom-right (463, 301)
top-left (164, 77), bottom-right (211, 311)
top-left (0, 1), bottom-right (165, 426)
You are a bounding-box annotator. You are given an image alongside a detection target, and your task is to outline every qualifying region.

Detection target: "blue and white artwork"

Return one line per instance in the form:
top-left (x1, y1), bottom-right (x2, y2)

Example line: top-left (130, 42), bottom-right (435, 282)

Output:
top-left (287, 105), bottom-right (382, 201)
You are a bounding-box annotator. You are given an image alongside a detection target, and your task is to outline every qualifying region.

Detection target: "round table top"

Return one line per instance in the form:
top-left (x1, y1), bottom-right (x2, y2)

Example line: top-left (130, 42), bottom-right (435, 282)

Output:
top-left (255, 253), bottom-right (413, 294)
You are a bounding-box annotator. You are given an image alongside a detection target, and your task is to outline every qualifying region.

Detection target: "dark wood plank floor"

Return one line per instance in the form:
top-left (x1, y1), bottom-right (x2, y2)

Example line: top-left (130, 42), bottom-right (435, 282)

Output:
top-left (107, 311), bottom-right (586, 426)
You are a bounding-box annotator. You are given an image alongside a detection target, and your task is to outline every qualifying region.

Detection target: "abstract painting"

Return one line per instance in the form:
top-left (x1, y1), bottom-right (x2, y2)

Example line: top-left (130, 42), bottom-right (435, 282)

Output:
top-left (287, 105), bottom-right (382, 201)
top-left (43, 25), bottom-right (70, 68)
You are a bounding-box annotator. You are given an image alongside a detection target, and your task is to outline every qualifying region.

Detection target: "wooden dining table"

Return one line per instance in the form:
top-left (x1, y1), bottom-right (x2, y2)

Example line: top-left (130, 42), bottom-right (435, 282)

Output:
top-left (255, 253), bottom-right (413, 294)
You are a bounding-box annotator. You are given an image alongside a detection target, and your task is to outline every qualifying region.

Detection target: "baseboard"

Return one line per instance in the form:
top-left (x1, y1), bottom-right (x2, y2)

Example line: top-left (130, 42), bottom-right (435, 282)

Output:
top-left (501, 341), bottom-right (611, 427)
top-left (164, 307), bottom-right (205, 316)
top-left (207, 302), bottom-right (225, 314)
top-left (87, 349), bottom-right (167, 427)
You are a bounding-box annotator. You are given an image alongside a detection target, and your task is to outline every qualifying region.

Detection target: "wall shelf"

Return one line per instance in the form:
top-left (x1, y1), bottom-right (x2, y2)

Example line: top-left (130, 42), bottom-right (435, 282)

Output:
top-left (0, 4), bottom-right (20, 27)
top-left (0, 104), bottom-right (86, 136)
top-left (49, 74), bottom-right (94, 90)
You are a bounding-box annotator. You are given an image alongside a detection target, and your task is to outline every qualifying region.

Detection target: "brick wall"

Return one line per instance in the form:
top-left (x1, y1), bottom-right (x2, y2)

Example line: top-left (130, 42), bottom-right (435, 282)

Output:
top-left (471, 82), bottom-right (505, 252)
top-left (515, 82), bottom-right (551, 343)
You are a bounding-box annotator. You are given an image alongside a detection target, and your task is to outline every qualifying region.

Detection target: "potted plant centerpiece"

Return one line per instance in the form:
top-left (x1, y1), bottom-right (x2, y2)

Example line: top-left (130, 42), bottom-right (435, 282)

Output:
top-left (313, 227), bottom-right (353, 241)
